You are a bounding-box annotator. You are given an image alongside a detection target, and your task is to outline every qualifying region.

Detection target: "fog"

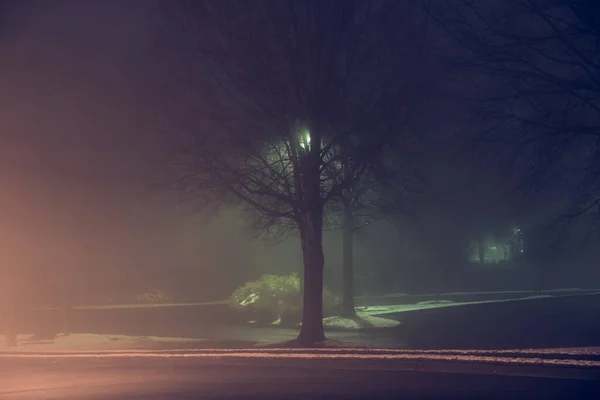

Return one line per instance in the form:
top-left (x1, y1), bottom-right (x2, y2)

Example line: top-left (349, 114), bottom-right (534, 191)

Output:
top-left (0, 0), bottom-right (261, 302)
top-left (0, 1), bottom-right (406, 305)
top-left (0, 0), bottom-right (599, 316)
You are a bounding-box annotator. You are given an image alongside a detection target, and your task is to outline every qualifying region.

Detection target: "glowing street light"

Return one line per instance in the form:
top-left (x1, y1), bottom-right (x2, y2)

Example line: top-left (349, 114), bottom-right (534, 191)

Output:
top-left (299, 130), bottom-right (311, 150)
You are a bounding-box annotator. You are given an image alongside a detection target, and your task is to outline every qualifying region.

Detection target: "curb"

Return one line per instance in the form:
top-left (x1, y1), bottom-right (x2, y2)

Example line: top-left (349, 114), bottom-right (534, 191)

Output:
top-left (2, 351), bottom-right (599, 381)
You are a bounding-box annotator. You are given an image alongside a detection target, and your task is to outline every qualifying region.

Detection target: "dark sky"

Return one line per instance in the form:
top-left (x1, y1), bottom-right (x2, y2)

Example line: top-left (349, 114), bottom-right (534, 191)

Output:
top-left (0, 1), bottom-right (478, 287)
top-left (0, 0), bottom-right (185, 280)
top-left (0, 1), bottom-right (544, 299)
top-left (0, 0), bottom-right (160, 186)
top-left (0, 1), bottom-right (327, 296)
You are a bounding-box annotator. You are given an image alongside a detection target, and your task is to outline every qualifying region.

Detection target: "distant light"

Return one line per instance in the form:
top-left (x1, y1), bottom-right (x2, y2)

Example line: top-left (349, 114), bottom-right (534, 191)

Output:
top-left (299, 130), bottom-right (311, 150)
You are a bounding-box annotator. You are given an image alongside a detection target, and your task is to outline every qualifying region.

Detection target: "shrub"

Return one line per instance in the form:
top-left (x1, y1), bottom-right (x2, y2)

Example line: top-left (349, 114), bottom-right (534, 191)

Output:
top-left (230, 273), bottom-right (301, 324)
top-left (230, 273), bottom-right (341, 325)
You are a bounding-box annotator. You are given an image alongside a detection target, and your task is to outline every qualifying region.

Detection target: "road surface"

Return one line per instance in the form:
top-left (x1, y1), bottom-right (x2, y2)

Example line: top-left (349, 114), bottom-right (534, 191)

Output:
top-left (3, 358), bottom-right (600, 399)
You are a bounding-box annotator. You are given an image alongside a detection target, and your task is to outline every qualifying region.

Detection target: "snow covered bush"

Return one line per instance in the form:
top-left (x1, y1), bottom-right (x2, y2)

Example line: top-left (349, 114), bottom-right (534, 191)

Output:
top-left (230, 273), bottom-right (340, 326)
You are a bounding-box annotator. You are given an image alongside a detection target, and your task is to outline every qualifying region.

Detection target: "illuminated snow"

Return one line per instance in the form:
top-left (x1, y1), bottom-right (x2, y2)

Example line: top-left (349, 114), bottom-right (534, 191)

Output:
top-left (1, 350), bottom-right (598, 369)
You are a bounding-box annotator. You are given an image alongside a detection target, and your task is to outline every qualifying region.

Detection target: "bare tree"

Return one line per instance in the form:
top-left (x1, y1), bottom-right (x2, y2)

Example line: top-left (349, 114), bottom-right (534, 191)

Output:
top-left (431, 0), bottom-right (600, 221)
top-left (156, 0), bottom-right (429, 344)
top-left (324, 143), bottom-right (423, 316)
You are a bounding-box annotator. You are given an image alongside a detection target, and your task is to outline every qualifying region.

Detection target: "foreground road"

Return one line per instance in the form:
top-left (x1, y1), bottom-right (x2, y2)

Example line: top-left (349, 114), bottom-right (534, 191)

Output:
top-left (2, 357), bottom-right (600, 399)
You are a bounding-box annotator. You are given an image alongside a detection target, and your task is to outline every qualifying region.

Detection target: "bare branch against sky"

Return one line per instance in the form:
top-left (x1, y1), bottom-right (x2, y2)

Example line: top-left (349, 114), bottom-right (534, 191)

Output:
top-left (153, 0), bottom-right (434, 344)
top-left (432, 0), bottom-right (600, 221)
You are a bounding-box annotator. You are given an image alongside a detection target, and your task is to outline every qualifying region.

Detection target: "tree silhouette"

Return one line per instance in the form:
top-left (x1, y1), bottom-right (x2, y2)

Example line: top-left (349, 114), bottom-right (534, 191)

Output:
top-left (158, 0), bottom-right (430, 344)
top-left (432, 0), bottom-right (600, 221)
top-left (325, 143), bottom-right (423, 316)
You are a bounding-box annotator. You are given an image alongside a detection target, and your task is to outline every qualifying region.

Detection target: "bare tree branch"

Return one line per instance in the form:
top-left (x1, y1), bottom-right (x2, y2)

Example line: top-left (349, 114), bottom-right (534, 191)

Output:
top-left (431, 0), bottom-right (600, 219)
top-left (154, 0), bottom-right (434, 343)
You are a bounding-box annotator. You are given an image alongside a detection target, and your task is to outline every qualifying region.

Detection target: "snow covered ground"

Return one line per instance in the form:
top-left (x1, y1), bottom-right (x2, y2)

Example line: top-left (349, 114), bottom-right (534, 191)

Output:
top-left (323, 315), bottom-right (400, 330)
top-left (2, 347), bottom-right (599, 370)
top-left (360, 290), bottom-right (600, 320)
top-left (357, 288), bottom-right (600, 307)
top-left (6, 289), bottom-right (598, 353)
top-left (376, 288), bottom-right (599, 298)
top-left (0, 334), bottom-right (218, 352)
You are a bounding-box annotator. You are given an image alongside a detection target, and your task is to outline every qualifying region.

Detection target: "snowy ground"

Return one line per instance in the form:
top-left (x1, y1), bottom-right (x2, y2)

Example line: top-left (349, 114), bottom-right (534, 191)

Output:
top-left (33, 300), bottom-right (229, 311)
top-left (29, 288), bottom-right (600, 313)
top-left (375, 288), bottom-right (598, 298)
top-left (357, 288), bottom-right (600, 307)
top-left (272, 314), bottom-right (400, 330)
top-left (6, 289), bottom-right (599, 353)
top-left (0, 333), bottom-right (263, 353)
top-left (356, 302), bottom-right (459, 316)
top-left (0, 334), bottom-right (220, 352)
top-left (309, 302), bottom-right (464, 330)
top-left (3, 333), bottom-right (600, 370)
top-left (360, 290), bottom-right (600, 320)
top-left (2, 344), bottom-right (600, 371)
top-left (273, 291), bottom-right (600, 331)
top-left (322, 315), bottom-right (400, 330)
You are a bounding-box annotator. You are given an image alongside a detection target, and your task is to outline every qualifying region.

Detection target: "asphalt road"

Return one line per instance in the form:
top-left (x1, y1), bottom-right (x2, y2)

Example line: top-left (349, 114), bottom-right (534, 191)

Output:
top-left (3, 360), bottom-right (600, 399)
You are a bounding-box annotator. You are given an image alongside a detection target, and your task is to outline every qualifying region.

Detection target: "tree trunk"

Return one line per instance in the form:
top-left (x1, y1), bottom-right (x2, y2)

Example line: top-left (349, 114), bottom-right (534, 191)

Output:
top-left (297, 208), bottom-right (326, 344)
top-left (341, 203), bottom-right (356, 318)
top-left (298, 223), bottom-right (307, 294)
top-left (478, 236), bottom-right (485, 264)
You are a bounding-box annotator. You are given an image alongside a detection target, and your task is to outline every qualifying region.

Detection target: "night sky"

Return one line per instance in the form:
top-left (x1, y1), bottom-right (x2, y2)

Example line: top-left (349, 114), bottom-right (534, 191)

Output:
top-left (0, 1), bottom-right (190, 294)
top-left (0, 1), bottom-right (318, 301)
top-left (0, 0), bottom-right (597, 304)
